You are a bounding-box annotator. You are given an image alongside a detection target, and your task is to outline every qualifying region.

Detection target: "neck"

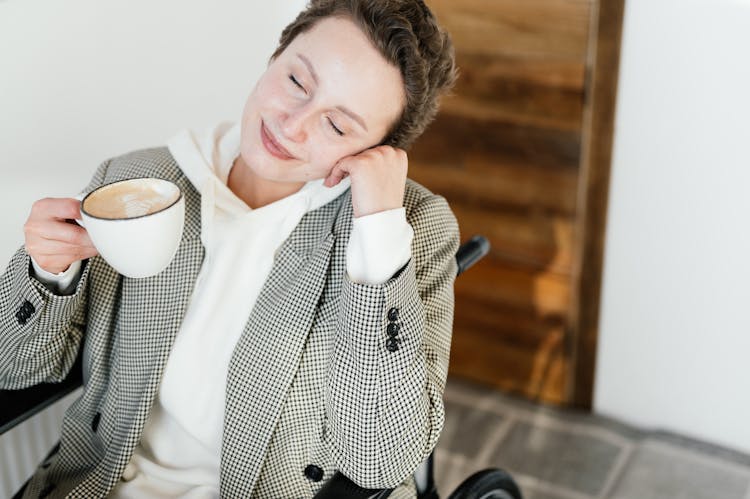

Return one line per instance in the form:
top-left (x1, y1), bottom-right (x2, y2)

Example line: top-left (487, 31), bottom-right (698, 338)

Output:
top-left (227, 155), bottom-right (305, 209)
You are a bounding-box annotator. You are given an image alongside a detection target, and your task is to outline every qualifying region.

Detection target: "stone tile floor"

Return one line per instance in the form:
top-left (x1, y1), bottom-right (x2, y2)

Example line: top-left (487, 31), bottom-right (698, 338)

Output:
top-left (433, 377), bottom-right (750, 499)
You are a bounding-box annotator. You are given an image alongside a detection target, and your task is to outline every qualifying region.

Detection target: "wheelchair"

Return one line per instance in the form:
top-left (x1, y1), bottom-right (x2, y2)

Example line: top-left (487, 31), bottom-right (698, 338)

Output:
top-left (0, 236), bottom-right (523, 499)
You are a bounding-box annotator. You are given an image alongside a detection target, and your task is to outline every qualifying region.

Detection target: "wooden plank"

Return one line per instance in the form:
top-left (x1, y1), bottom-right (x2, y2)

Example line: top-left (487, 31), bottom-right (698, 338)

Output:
top-left (456, 260), bottom-right (570, 317)
top-left (568, 0), bottom-right (625, 408)
top-left (427, 0), bottom-right (593, 60)
top-left (449, 312), bottom-right (569, 403)
top-left (409, 156), bottom-right (580, 216)
top-left (410, 113), bottom-right (581, 170)
top-left (441, 86), bottom-right (583, 132)
top-left (442, 53), bottom-right (586, 131)
top-left (450, 202), bottom-right (575, 275)
top-left (452, 53), bottom-right (586, 90)
top-left (452, 294), bottom-right (567, 345)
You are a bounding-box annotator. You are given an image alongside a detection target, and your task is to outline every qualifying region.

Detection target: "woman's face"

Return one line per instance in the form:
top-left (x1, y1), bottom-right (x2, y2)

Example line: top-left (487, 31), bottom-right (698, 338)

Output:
top-left (238, 16), bottom-right (406, 184)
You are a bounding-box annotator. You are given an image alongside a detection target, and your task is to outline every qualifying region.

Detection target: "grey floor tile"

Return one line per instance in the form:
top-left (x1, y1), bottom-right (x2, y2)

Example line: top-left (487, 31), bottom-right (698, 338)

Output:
top-left (489, 421), bottom-right (623, 496)
top-left (608, 440), bottom-right (750, 499)
top-left (481, 390), bottom-right (644, 444)
top-left (649, 431), bottom-right (750, 468)
top-left (439, 398), bottom-right (507, 460)
top-left (439, 377), bottom-right (750, 499)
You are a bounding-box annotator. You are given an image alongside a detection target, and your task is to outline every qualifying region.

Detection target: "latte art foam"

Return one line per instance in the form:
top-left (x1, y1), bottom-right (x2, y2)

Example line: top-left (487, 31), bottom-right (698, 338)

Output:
top-left (84, 179), bottom-right (180, 220)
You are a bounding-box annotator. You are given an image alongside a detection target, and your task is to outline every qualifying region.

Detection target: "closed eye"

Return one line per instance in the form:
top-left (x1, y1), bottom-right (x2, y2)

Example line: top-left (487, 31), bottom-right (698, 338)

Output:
top-left (289, 74), bottom-right (305, 92)
top-left (328, 118), bottom-right (344, 136)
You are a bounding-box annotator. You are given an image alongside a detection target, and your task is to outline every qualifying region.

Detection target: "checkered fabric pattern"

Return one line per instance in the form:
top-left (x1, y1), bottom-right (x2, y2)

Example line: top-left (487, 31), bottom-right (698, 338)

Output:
top-left (0, 146), bottom-right (459, 498)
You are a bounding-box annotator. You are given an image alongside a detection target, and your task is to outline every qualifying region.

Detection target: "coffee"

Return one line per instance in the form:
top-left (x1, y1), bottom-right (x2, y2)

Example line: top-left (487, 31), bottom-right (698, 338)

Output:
top-left (83, 179), bottom-right (180, 220)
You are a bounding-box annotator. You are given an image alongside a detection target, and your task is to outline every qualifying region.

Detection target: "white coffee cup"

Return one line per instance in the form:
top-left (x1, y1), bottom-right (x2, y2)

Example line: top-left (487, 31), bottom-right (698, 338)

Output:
top-left (74, 177), bottom-right (185, 278)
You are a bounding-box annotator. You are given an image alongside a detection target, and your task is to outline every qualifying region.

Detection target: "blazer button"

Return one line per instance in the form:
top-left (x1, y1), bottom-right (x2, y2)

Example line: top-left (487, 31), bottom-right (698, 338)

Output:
top-left (22, 300), bottom-right (35, 314)
top-left (304, 464), bottom-right (324, 482)
top-left (386, 323), bottom-right (400, 336)
top-left (387, 307), bottom-right (399, 321)
top-left (16, 310), bottom-right (28, 326)
top-left (386, 338), bottom-right (400, 352)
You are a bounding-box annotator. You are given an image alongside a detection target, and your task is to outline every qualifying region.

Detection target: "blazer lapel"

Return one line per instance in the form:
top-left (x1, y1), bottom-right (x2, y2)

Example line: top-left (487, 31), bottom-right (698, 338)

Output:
top-left (112, 173), bottom-right (205, 452)
top-left (220, 198), bottom-right (343, 496)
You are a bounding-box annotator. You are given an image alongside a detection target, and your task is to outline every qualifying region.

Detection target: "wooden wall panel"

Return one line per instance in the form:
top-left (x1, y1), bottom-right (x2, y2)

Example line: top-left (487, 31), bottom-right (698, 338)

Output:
top-left (570, 0), bottom-right (626, 408)
top-left (413, 0), bottom-right (594, 403)
top-left (428, 0), bottom-right (592, 58)
top-left (441, 54), bottom-right (585, 131)
top-left (411, 158), bottom-right (580, 215)
top-left (450, 204), bottom-right (575, 274)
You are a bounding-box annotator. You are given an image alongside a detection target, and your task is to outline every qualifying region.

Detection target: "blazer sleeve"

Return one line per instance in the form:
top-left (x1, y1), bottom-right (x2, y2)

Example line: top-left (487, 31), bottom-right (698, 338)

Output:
top-left (325, 192), bottom-right (460, 488)
top-left (0, 159), bottom-right (111, 389)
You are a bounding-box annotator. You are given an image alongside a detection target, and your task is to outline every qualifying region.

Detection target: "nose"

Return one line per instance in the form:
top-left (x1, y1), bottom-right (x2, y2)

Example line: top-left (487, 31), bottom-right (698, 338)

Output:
top-left (279, 105), bottom-right (312, 143)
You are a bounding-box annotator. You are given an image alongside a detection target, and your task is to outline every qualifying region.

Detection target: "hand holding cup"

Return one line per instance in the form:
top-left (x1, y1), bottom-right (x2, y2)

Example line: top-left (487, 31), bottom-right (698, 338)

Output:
top-left (24, 177), bottom-right (184, 279)
top-left (23, 198), bottom-right (99, 275)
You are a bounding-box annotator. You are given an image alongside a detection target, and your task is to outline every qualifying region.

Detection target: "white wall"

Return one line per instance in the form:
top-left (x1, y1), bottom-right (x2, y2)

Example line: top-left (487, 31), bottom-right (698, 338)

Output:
top-left (0, 0), bottom-right (306, 264)
top-left (0, 1), bottom-right (304, 495)
top-left (595, 0), bottom-right (750, 454)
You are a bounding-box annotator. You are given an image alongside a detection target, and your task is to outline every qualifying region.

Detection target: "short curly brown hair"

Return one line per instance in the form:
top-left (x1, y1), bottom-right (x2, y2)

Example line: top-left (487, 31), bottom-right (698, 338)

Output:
top-left (271, 0), bottom-right (457, 150)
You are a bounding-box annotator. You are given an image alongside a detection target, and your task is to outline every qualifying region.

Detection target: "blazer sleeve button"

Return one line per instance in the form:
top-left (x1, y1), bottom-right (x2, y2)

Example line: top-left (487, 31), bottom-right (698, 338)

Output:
top-left (387, 307), bottom-right (399, 321)
top-left (304, 464), bottom-right (324, 482)
top-left (386, 322), bottom-right (400, 336)
top-left (386, 338), bottom-right (400, 352)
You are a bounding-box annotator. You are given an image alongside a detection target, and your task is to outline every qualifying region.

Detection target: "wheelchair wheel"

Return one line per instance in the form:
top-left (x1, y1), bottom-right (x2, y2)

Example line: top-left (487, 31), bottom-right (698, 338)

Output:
top-left (447, 468), bottom-right (523, 499)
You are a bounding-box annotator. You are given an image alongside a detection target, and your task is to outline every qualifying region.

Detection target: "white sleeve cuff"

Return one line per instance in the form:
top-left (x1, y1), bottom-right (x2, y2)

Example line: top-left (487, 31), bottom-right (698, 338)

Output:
top-left (346, 207), bottom-right (414, 285)
top-left (29, 255), bottom-right (84, 296)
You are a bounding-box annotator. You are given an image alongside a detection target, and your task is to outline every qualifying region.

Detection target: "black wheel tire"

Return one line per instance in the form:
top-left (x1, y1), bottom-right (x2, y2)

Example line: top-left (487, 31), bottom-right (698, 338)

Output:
top-left (447, 468), bottom-right (523, 499)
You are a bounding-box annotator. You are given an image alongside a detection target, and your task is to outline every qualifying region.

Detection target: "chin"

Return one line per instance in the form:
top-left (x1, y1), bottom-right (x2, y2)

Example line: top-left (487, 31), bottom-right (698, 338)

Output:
top-left (238, 147), bottom-right (299, 184)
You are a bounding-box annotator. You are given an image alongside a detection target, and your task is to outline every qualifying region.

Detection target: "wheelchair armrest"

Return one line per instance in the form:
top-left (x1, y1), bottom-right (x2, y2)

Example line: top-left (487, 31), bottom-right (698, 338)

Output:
top-left (312, 471), bottom-right (393, 498)
top-left (0, 354), bottom-right (83, 435)
top-left (456, 235), bottom-right (490, 276)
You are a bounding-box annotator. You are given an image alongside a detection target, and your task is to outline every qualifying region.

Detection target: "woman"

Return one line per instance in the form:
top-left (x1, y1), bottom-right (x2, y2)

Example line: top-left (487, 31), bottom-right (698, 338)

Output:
top-left (0, 0), bottom-right (458, 497)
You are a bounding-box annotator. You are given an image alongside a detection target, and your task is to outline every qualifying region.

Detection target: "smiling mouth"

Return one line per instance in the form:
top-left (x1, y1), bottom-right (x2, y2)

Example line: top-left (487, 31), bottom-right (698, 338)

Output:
top-left (261, 121), bottom-right (296, 161)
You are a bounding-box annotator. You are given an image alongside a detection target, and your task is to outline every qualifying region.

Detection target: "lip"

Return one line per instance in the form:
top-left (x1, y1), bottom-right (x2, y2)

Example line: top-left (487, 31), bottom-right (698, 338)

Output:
top-left (260, 121), bottom-right (296, 161)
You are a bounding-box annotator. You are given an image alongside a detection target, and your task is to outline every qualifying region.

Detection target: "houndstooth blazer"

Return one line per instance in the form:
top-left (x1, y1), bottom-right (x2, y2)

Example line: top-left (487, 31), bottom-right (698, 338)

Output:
top-left (0, 147), bottom-right (459, 498)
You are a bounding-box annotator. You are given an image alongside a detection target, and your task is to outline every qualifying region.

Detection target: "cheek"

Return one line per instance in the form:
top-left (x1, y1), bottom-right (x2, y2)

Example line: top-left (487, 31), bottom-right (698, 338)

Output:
top-left (246, 76), bottom-right (285, 114)
top-left (305, 143), bottom-right (333, 170)
top-left (314, 144), bottom-right (360, 173)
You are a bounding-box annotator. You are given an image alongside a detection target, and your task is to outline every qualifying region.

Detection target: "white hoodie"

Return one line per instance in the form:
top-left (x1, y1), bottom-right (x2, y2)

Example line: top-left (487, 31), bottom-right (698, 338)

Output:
top-left (97, 122), bottom-right (414, 498)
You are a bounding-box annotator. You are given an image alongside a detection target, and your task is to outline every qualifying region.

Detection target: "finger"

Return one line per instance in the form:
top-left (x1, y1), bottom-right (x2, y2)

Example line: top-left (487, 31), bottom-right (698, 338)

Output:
top-left (33, 198), bottom-right (83, 221)
top-left (31, 240), bottom-right (98, 258)
top-left (31, 250), bottom-right (98, 275)
top-left (26, 240), bottom-right (98, 264)
top-left (325, 161), bottom-right (350, 187)
top-left (28, 219), bottom-right (93, 247)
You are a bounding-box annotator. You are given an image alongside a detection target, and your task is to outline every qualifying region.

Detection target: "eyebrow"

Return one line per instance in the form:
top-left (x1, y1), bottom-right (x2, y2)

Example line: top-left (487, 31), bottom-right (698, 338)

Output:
top-left (296, 53), bottom-right (369, 133)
